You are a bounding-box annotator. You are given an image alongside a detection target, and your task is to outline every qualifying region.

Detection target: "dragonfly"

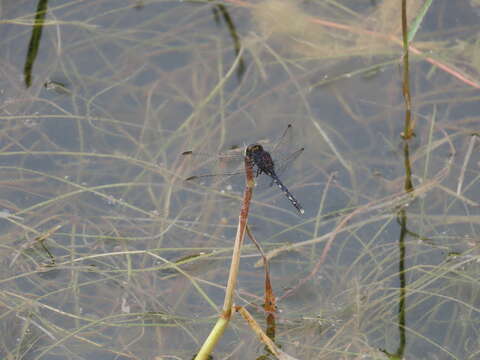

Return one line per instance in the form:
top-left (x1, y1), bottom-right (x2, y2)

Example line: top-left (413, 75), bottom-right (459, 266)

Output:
top-left (182, 125), bottom-right (305, 215)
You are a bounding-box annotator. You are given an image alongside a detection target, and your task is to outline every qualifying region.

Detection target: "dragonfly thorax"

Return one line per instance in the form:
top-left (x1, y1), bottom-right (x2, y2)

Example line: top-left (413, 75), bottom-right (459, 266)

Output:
top-left (245, 143), bottom-right (276, 176)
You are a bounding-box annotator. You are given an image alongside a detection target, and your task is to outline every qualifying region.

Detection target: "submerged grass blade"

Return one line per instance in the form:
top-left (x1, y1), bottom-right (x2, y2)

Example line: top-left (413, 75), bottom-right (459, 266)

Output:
top-left (408, 0), bottom-right (433, 42)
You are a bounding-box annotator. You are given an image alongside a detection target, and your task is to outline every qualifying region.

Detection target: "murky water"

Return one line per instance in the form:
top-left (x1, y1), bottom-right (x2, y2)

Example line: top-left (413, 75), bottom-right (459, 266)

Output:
top-left (0, 0), bottom-right (479, 358)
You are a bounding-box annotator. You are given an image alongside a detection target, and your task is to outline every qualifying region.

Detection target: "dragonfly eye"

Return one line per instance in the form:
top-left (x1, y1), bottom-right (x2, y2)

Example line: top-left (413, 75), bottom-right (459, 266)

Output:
top-left (247, 144), bottom-right (262, 153)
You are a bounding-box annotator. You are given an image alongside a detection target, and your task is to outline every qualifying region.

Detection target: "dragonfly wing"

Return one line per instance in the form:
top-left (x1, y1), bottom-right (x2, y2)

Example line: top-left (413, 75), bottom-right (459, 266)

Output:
top-left (274, 147), bottom-right (305, 176)
top-left (185, 170), bottom-right (246, 182)
top-left (182, 149), bottom-right (247, 185)
top-left (182, 148), bottom-right (244, 159)
top-left (271, 124), bottom-right (294, 153)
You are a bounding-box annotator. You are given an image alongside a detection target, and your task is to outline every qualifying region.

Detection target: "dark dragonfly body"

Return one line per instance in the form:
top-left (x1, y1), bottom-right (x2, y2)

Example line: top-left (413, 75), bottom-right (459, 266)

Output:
top-left (245, 144), bottom-right (304, 215)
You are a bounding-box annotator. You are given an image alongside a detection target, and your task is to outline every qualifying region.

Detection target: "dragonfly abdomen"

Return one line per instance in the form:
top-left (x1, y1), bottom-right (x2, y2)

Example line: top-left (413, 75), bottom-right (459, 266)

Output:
top-left (271, 176), bottom-right (305, 215)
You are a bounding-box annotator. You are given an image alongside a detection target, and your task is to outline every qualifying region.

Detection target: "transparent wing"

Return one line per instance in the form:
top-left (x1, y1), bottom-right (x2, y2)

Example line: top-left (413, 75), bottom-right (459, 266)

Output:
top-left (181, 149), bottom-right (246, 184)
top-left (181, 148), bottom-right (244, 162)
top-left (271, 123), bottom-right (294, 153)
top-left (273, 147), bottom-right (304, 175)
top-left (184, 171), bottom-right (246, 182)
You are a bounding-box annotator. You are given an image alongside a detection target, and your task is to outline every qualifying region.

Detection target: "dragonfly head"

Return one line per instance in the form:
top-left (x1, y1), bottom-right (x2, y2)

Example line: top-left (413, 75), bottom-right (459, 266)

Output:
top-left (245, 144), bottom-right (264, 156)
